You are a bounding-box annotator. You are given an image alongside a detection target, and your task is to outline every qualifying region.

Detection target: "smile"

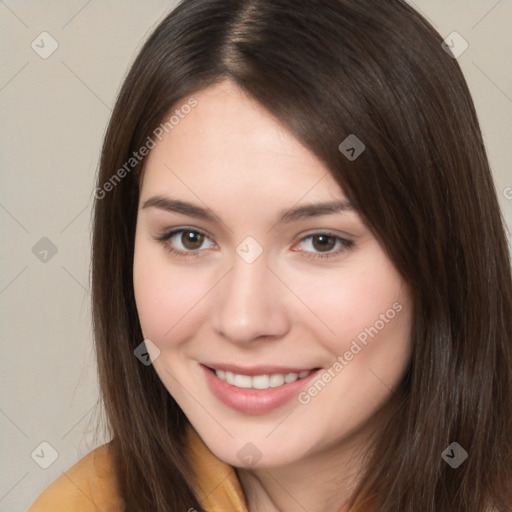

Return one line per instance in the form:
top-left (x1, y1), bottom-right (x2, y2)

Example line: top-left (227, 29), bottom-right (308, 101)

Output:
top-left (201, 363), bottom-right (322, 414)
top-left (212, 368), bottom-right (312, 389)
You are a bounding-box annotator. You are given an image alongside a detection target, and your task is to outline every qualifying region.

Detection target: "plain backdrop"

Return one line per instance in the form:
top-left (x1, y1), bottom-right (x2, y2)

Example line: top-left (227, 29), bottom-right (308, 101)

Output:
top-left (0, 1), bottom-right (511, 510)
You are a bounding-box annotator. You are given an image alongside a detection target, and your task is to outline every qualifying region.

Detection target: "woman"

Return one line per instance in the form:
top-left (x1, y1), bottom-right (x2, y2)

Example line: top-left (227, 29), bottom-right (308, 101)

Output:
top-left (28, 0), bottom-right (512, 510)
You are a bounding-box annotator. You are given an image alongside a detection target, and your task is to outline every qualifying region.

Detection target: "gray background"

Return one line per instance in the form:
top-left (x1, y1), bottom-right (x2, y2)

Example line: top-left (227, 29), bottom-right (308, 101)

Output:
top-left (1, 1), bottom-right (511, 510)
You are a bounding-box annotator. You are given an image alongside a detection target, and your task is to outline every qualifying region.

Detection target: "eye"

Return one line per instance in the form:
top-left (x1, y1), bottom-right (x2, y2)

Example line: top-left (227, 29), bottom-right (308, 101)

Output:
top-left (157, 228), bottom-right (215, 258)
top-left (294, 233), bottom-right (354, 259)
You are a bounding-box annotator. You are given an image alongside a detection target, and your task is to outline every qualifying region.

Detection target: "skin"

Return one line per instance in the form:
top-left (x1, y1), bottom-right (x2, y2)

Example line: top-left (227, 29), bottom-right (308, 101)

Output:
top-left (133, 80), bottom-right (413, 512)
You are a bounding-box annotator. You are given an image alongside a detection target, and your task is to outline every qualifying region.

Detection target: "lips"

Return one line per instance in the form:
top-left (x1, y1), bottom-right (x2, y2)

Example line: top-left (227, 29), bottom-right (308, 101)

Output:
top-left (200, 363), bottom-right (322, 414)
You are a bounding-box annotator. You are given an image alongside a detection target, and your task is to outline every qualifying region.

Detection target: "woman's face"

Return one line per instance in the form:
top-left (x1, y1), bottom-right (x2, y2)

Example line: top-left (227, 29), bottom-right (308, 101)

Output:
top-left (133, 80), bottom-right (412, 468)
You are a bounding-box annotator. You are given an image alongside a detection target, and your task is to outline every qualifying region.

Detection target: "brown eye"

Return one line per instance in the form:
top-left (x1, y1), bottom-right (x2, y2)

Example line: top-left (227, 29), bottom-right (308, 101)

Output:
top-left (294, 232), bottom-right (354, 259)
top-left (181, 230), bottom-right (204, 250)
top-left (158, 228), bottom-right (215, 256)
top-left (311, 234), bottom-right (337, 252)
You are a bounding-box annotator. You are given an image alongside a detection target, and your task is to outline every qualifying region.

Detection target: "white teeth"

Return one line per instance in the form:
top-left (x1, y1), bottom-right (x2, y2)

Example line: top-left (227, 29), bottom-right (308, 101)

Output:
top-left (269, 374), bottom-right (285, 387)
top-left (284, 372), bottom-right (298, 383)
top-left (252, 374), bottom-right (270, 389)
top-left (214, 369), bottom-right (312, 389)
top-left (233, 374), bottom-right (252, 388)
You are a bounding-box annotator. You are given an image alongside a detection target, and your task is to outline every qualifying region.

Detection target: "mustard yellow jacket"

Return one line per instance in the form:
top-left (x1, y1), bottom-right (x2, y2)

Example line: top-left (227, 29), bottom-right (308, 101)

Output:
top-left (28, 426), bottom-right (249, 512)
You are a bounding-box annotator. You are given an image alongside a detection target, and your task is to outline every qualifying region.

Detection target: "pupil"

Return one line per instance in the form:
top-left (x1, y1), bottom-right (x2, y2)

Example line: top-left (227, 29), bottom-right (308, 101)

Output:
top-left (312, 234), bottom-right (335, 252)
top-left (182, 231), bottom-right (203, 250)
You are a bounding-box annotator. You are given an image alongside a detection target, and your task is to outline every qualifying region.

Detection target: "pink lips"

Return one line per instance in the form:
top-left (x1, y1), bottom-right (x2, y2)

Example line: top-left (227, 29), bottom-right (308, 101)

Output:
top-left (200, 363), bottom-right (321, 415)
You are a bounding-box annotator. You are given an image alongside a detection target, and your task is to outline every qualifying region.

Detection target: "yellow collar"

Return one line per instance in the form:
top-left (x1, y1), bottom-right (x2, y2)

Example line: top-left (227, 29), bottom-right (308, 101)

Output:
top-left (185, 425), bottom-right (249, 512)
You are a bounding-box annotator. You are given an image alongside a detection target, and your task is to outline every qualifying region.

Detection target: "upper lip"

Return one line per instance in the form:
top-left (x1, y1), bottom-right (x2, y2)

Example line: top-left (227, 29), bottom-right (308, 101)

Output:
top-left (202, 363), bottom-right (319, 376)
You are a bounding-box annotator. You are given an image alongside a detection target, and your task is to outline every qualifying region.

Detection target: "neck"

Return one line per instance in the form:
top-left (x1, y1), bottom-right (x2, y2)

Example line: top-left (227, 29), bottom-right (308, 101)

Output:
top-left (234, 396), bottom-right (398, 512)
top-left (236, 431), bottom-right (369, 512)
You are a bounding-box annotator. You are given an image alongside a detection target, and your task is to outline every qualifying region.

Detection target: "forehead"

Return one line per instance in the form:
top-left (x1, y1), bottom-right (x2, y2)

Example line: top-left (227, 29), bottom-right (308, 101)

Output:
top-left (141, 81), bottom-right (345, 204)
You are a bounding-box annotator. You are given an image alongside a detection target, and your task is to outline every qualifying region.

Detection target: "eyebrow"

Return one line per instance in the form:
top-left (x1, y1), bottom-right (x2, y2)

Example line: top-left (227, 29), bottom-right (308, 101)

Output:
top-left (141, 195), bottom-right (353, 224)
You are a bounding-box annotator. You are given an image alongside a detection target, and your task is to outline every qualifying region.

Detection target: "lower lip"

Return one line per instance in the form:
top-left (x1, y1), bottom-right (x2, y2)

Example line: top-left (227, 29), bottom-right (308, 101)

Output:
top-left (200, 364), bottom-right (321, 415)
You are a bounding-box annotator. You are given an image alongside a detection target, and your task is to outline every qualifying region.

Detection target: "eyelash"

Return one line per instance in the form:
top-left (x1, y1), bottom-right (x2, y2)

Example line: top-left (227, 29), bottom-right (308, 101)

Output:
top-left (155, 228), bottom-right (354, 260)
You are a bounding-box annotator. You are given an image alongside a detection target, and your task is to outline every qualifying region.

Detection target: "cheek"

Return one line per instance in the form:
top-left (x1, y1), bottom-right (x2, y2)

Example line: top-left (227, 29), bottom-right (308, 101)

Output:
top-left (291, 261), bottom-right (412, 435)
top-left (133, 242), bottom-right (210, 347)
top-left (289, 261), bottom-right (408, 353)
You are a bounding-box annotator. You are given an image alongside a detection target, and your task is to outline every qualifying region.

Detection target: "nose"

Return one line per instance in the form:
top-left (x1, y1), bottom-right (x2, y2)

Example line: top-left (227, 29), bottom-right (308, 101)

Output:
top-left (211, 251), bottom-right (291, 345)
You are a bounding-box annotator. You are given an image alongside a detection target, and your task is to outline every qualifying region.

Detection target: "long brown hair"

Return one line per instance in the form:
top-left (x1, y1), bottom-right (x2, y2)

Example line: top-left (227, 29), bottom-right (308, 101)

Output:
top-left (91, 0), bottom-right (512, 510)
